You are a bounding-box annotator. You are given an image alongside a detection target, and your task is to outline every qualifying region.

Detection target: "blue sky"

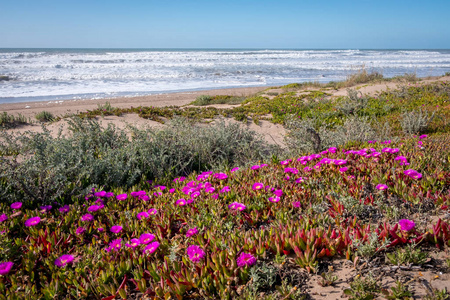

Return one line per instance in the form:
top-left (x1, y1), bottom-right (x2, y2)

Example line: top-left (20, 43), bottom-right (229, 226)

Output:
top-left (0, 0), bottom-right (449, 49)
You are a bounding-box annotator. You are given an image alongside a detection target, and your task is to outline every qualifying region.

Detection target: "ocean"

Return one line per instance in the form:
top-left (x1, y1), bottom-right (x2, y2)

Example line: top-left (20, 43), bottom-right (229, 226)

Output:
top-left (1, 48), bottom-right (450, 104)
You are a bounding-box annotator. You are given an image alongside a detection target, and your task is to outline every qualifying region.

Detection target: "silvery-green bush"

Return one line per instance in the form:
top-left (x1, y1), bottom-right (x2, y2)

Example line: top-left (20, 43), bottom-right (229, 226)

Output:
top-left (0, 117), bottom-right (278, 205)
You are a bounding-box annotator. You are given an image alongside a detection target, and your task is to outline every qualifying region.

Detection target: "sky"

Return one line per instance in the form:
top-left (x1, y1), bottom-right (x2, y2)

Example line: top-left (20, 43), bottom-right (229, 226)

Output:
top-left (0, 0), bottom-right (449, 49)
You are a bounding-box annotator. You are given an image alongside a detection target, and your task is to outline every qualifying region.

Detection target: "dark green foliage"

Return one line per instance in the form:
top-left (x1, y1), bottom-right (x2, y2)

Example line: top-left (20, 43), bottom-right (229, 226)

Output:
top-left (35, 111), bottom-right (55, 122)
top-left (0, 112), bottom-right (28, 128)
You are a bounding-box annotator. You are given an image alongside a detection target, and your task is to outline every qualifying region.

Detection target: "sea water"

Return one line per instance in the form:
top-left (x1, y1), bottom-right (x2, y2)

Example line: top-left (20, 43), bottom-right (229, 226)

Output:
top-left (1, 48), bottom-right (450, 103)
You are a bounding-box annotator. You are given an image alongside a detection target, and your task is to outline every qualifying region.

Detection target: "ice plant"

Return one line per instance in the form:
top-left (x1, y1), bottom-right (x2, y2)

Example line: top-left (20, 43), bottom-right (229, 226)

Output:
top-left (176, 199), bottom-right (187, 206)
top-left (214, 173), bottom-right (228, 180)
top-left (137, 211), bottom-right (150, 220)
top-left (237, 252), bottom-right (257, 268)
top-left (228, 202), bottom-right (246, 211)
top-left (399, 219), bottom-right (415, 232)
top-left (292, 201), bottom-right (301, 208)
top-left (116, 193), bottom-right (128, 201)
top-left (186, 245), bottom-right (206, 263)
top-left (24, 216), bottom-right (40, 227)
top-left (88, 205), bottom-right (101, 212)
top-left (81, 214), bottom-right (94, 222)
top-left (40, 205), bottom-right (52, 212)
top-left (0, 214), bottom-right (7, 223)
top-left (10, 202), bottom-right (22, 210)
top-left (76, 227), bottom-right (85, 235)
top-left (144, 242), bottom-right (160, 254)
top-left (376, 184), bottom-right (388, 190)
top-left (0, 262), bottom-right (13, 275)
top-left (269, 196), bottom-right (280, 203)
top-left (139, 233), bottom-right (155, 244)
top-left (59, 205), bottom-right (70, 213)
top-left (186, 227), bottom-right (198, 238)
top-left (55, 255), bottom-right (74, 268)
top-left (231, 167), bottom-right (239, 173)
top-left (252, 182), bottom-right (264, 190)
top-left (404, 169), bottom-right (423, 179)
top-left (125, 238), bottom-right (140, 249)
top-left (110, 225), bottom-right (123, 233)
top-left (148, 208), bottom-right (158, 215)
top-left (108, 239), bottom-right (122, 251)
top-left (220, 186), bottom-right (230, 193)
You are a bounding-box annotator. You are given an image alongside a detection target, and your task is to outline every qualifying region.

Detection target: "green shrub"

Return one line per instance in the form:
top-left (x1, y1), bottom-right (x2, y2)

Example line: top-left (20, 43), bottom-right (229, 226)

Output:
top-left (0, 112), bottom-right (28, 128)
top-left (35, 111), bottom-right (55, 122)
top-left (192, 95), bottom-right (213, 106)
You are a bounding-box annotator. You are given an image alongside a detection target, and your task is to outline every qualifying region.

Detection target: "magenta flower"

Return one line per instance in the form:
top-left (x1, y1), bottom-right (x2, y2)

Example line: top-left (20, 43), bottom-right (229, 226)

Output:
top-left (231, 167), bottom-right (239, 173)
top-left (186, 245), bottom-right (206, 263)
top-left (220, 186), bottom-right (231, 193)
top-left (176, 199), bottom-right (187, 206)
top-left (0, 262), bottom-right (14, 275)
top-left (110, 225), bottom-right (123, 233)
top-left (76, 227), bottom-right (85, 235)
top-left (252, 182), bottom-right (264, 191)
top-left (59, 205), bottom-right (70, 213)
top-left (0, 214), bottom-right (7, 223)
top-left (116, 193), bottom-right (128, 201)
top-left (292, 201), bottom-right (301, 208)
top-left (399, 219), bottom-right (415, 232)
top-left (173, 176), bottom-right (186, 182)
top-left (404, 169), bottom-right (423, 179)
top-left (143, 242), bottom-right (160, 254)
top-left (125, 238), bottom-right (140, 249)
top-left (108, 238), bottom-right (122, 251)
top-left (376, 184), bottom-right (388, 191)
top-left (214, 173), bottom-right (228, 180)
top-left (148, 208), bottom-right (158, 215)
top-left (94, 191), bottom-right (106, 197)
top-left (105, 192), bottom-right (115, 198)
top-left (139, 233), bottom-right (155, 244)
top-left (419, 134), bottom-right (428, 139)
top-left (169, 188), bottom-right (176, 193)
top-left (186, 227), bottom-right (199, 238)
top-left (55, 254), bottom-right (74, 267)
top-left (10, 202), bottom-right (22, 210)
top-left (304, 167), bottom-right (312, 172)
top-left (269, 196), bottom-right (280, 203)
top-left (228, 202), bottom-right (246, 211)
top-left (97, 227), bottom-right (104, 232)
top-left (137, 211), bottom-right (150, 220)
top-left (81, 214), bottom-right (94, 222)
top-left (25, 216), bottom-right (40, 227)
top-left (251, 165), bottom-right (260, 170)
top-left (87, 205), bottom-right (101, 212)
top-left (273, 189), bottom-right (283, 197)
top-left (339, 167), bottom-right (348, 173)
top-left (237, 252), bottom-right (257, 268)
top-left (40, 205), bottom-right (52, 212)
top-left (295, 177), bottom-right (305, 183)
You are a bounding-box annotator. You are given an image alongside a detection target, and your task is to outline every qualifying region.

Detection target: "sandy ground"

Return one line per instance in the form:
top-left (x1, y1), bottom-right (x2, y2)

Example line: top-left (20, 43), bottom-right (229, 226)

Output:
top-left (1, 76), bottom-right (449, 146)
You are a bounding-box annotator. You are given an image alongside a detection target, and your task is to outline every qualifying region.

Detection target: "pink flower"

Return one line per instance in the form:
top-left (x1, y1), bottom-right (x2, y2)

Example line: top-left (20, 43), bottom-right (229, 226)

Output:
top-left (76, 227), bottom-right (85, 235)
top-left (228, 202), bottom-right (246, 211)
top-left (116, 193), bottom-right (128, 201)
top-left (186, 245), bottom-right (205, 263)
top-left (252, 182), bottom-right (264, 190)
top-left (137, 212), bottom-right (150, 220)
top-left (231, 167), bottom-right (239, 173)
top-left (273, 189), bottom-right (283, 197)
top-left (176, 199), bottom-right (187, 206)
top-left (81, 214), bottom-right (94, 222)
top-left (108, 238), bottom-right (122, 251)
top-left (110, 225), bottom-right (123, 233)
top-left (148, 208), bottom-right (158, 215)
top-left (40, 205), bottom-right (52, 212)
top-left (94, 191), bottom-right (106, 197)
top-left (214, 173), bottom-right (228, 180)
top-left (251, 165), bottom-right (260, 170)
top-left (10, 202), bottom-right (22, 210)
top-left (59, 205), bottom-right (70, 213)
top-left (87, 205), bottom-right (101, 212)
top-left (0, 214), bottom-right (8, 223)
top-left (404, 169), bottom-right (422, 179)
top-left (97, 227), bottom-right (104, 232)
top-left (143, 242), bottom-right (160, 254)
top-left (186, 227), bottom-right (198, 238)
top-left (237, 252), bottom-right (257, 268)
top-left (25, 216), bottom-right (40, 227)
top-left (292, 201), bottom-right (301, 208)
top-left (126, 238), bottom-right (140, 249)
top-left (0, 262), bottom-right (14, 275)
top-left (269, 196), bottom-right (280, 203)
top-left (174, 176), bottom-right (186, 182)
top-left (376, 184), bottom-right (388, 190)
top-left (295, 177), bottom-right (305, 183)
top-left (339, 167), bottom-right (348, 173)
top-left (169, 188), bottom-right (176, 193)
top-left (54, 255), bottom-right (74, 267)
top-left (399, 219), bottom-right (415, 232)
top-left (220, 186), bottom-right (231, 193)
top-left (419, 134), bottom-right (428, 139)
top-left (139, 233), bottom-right (155, 244)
